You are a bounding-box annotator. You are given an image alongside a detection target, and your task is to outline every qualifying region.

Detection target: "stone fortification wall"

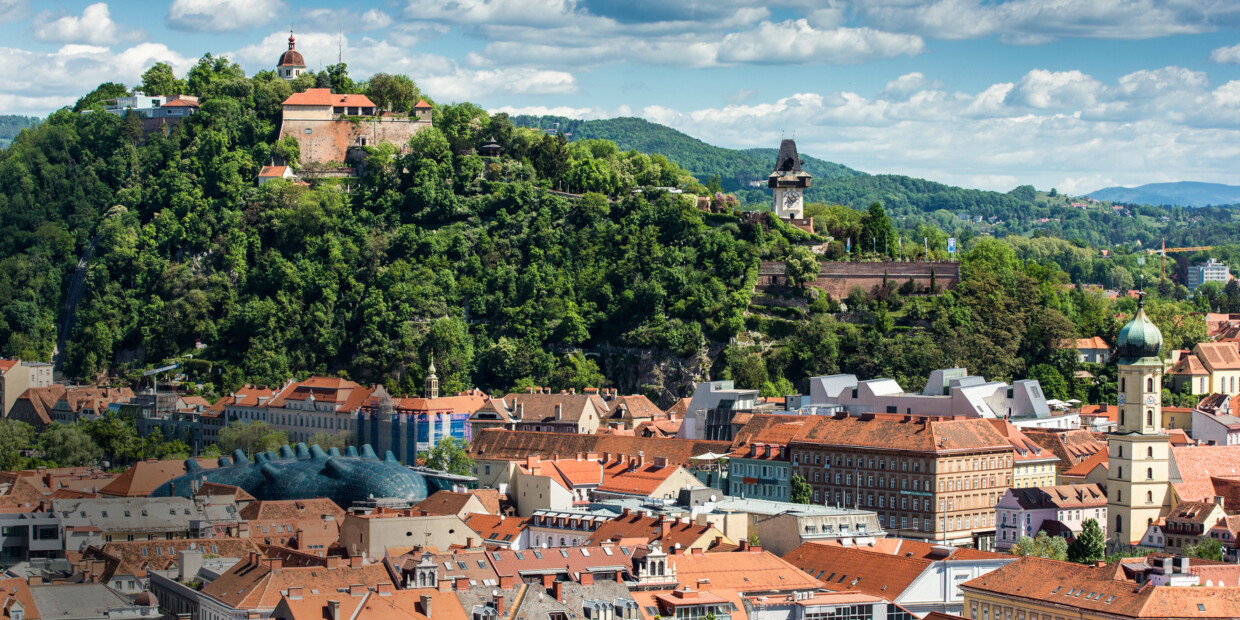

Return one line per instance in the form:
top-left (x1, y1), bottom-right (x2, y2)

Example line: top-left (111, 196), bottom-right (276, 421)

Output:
top-left (279, 117), bottom-right (432, 164)
top-left (759, 260), bottom-right (960, 299)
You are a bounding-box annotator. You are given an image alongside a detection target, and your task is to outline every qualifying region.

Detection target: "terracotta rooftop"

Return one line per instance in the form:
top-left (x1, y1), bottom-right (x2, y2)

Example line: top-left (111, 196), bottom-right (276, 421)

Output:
top-left (962, 556), bottom-right (1240, 618)
top-left (523, 457), bottom-right (604, 489)
top-left (468, 429), bottom-right (732, 467)
top-left (412, 491), bottom-right (487, 517)
top-left (87, 538), bottom-right (261, 578)
top-left (282, 89), bottom-right (376, 108)
top-left (1171, 354), bottom-right (1209, 376)
top-left (208, 384), bottom-right (280, 413)
top-left (987, 419), bottom-right (1060, 464)
top-left (790, 413), bottom-right (1011, 453)
top-left (240, 499), bottom-right (344, 522)
top-left (670, 546), bottom-right (822, 592)
top-left (99, 458), bottom-right (220, 497)
top-left (464, 514), bottom-right (527, 546)
top-left (596, 461), bottom-right (687, 497)
top-left (276, 588), bottom-right (461, 620)
top-left (783, 542), bottom-right (954, 599)
top-left (604, 395), bottom-right (661, 421)
top-left (0, 577), bottom-right (38, 620)
top-left (391, 390), bottom-right (487, 414)
top-left (1172, 445), bottom-right (1240, 502)
top-left (258, 165), bottom-right (289, 178)
top-left (1198, 342), bottom-right (1240, 370)
top-left (1075, 337), bottom-right (1109, 350)
top-left (195, 482), bottom-right (256, 502)
top-left (584, 512), bottom-right (722, 549)
top-left (0, 360), bottom-right (19, 374)
top-left (1021, 428), bottom-right (1106, 469)
top-left (811, 538), bottom-right (1008, 561)
top-left (1006, 483), bottom-right (1107, 510)
top-left (1062, 449), bottom-right (1108, 478)
top-left (202, 554), bottom-right (391, 610)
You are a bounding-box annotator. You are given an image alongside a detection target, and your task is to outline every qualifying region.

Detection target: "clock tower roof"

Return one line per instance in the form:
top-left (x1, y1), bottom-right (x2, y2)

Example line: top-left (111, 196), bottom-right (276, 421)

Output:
top-left (1116, 292), bottom-right (1162, 365)
top-left (768, 139), bottom-right (812, 189)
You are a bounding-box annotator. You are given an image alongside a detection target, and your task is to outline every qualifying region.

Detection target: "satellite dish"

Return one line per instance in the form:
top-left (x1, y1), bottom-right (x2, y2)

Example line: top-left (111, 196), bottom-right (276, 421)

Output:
top-left (710, 494), bottom-right (717, 502)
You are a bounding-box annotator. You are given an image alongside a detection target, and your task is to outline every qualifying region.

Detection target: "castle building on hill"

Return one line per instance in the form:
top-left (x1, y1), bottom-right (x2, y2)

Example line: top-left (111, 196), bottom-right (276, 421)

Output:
top-left (769, 139), bottom-right (811, 219)
top-left (274, 34), bottom-right (434, 165)
top-left (277, 29), bottom-right (307, 80)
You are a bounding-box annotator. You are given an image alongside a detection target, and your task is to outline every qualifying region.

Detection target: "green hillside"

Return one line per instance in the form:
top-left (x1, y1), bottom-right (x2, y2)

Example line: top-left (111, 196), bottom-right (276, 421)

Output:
top-left (0, 115), bottom-right (39, 149)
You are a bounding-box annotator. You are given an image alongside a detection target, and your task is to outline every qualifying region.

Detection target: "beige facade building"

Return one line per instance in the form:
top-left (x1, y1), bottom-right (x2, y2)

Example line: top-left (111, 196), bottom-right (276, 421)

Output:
top-left (0, 359), bottom-right (52, 418)
top-left (338, 509), bottom-right (480, 558)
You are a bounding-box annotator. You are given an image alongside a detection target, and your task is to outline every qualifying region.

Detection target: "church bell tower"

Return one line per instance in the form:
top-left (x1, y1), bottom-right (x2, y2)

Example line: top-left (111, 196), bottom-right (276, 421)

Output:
top-left (1107, 292), bottom-right (1171, 545)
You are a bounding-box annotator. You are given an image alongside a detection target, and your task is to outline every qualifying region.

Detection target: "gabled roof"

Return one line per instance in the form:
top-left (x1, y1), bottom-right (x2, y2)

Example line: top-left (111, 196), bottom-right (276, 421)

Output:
top-left (524, 458), bottom-right (603, 489)
top-left (0, 577), bottom-right (38, 620)
top-left (791, 413), bottom-right (1011, 453)
top-left (1197, 342), bottom-right (1240, 370)
top-left (1075, 337), bottom-right (1109, 350)
top-left (962, 555), bottom-right (1240, 618)
top-left (464, 514), bottom-right (527, 546)
top-left (596, 462), bottom-right (684, 496)
top-left (467, 429), bottom-right (732, 467)
top-left (1170, 354), bottom-right (1209, 376)
top-left (412, 491), bottom-right (487, 517)
top-left (87, 538), bottom-right (261, 578)
top-left (208, 384), bottom-right (280, 413)
top-left (282, 89), bottom-right (376, 108)
top-left (392, 390), bottom-right (487, 414)
top-left (240, 499), bottom-right (344, 522)
top-left (584, 513), bottom-right (721, 549)
top-left (782, 542), bottom-right (936, 598)
top-left (0, 360), bottom-right (19, 374)
top-left (258, 165), bottom-right (289, 178)
top-left (604, 395), bottom-right (661, 421)
top-left (99, 459), bottom-right (220, 497)
top-left (413, 100), bottom-right (433, 109)
top-left (1165, 500), bottom-right (1225, 525)
top-left (202, 555), bottom-right (391, 610)
top-left (1005, 484), bottom-right (1106, 510)
top-left (1021, 428), bottom-right (1106, 468)
top-left (812, 538), bottom-right (1007, 561)
top-left (987, 419), bottom-right (1060, 464)
top-left (1062, 449), bottom-right (1108, 478)
top-left (195, 482), bottom-right (256, 502)
top-left (1171, 445), bottom-right (1240, 502)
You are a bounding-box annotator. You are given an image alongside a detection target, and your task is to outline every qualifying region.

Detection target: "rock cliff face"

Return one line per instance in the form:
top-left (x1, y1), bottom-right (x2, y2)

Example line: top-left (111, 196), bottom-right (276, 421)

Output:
top-left (596, 342), bottom-right (724, 408)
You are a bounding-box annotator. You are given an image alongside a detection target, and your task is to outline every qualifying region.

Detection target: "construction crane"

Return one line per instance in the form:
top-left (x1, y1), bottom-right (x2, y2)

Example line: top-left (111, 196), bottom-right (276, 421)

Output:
top-left (1145, 240), bottom-right (1213, 280)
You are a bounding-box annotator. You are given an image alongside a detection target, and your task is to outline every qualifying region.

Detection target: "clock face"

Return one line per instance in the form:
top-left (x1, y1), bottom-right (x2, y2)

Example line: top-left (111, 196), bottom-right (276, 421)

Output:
top-left (784, 190), bottom-right (801, 207)
top-left (1145, 394), bottom-right (1157, 407)
top-left (1117, 392), bottom-right (1126, 405)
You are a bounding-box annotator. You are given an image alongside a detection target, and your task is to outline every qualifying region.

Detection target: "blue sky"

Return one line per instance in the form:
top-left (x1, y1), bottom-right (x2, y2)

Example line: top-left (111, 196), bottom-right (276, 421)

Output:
top-left (1, 0), bottom-right (1239, 194)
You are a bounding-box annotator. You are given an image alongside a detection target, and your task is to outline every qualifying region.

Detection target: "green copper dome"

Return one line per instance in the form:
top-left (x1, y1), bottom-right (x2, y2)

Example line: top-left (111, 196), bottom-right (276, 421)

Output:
top-left (1116, 294), bottom-right (1162, 363)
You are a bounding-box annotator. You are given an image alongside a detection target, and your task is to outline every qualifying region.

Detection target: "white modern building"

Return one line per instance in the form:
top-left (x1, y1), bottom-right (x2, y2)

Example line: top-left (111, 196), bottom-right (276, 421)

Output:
top-left (676, 381), bottom-right (760, 440)
top-left (795, 368), bottom-right (1077, 429)
top-left (1188, 258), bottom-right (1231, 291)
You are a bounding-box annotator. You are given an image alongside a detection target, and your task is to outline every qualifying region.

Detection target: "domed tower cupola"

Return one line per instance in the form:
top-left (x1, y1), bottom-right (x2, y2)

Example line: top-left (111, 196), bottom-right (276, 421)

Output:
top-left (1116, 293), bottom-right (1163, 365)
top-left (277, 29), bottom-right (307, 80)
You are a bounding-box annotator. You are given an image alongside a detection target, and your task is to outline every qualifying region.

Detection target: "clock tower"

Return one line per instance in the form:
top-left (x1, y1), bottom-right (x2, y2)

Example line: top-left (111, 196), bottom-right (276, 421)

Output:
top-left (1106, 292), bottom-right (1171, 545)
top-left (769, 139), bottom-right (812, 219)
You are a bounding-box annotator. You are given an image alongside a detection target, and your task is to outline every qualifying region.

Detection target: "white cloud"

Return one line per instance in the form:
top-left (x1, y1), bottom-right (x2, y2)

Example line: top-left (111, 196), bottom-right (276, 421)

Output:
top-left (1212, 43), bottom-right (1240, 64)
top-left (35, 3), bottom-right (131, 46)
top-left (859, 0), bottom-right (1239, 42)
top-left (0, 0), bottom-right (27, 24)
top-left (489, 105), bottom-right (607, 119)
top-left (167, 0), bottom-right (284, 33)
top-left (0, 43), bottom-right (194, 113)
top-left (302, 8), bottom-right (394, 31)
top-left (401, 0), bottom-right (573, 26)
top-left (229, 30), bottom-right (579, 100)
top-left (623, 65), bottom-right (1240, 192)
top-left (1009, 69), bottom-right (1102, 108)
top-left (717, 19), bottom-right (925, 64)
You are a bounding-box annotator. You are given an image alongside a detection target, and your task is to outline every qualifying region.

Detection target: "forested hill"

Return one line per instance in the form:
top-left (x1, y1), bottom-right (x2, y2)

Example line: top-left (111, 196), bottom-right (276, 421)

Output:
top-left (510, 115), bottom-right (862, 192)
top-left (0, 115), bottom-right (40, 149)
top-left (1087, 182), bottom-right (1240, 208)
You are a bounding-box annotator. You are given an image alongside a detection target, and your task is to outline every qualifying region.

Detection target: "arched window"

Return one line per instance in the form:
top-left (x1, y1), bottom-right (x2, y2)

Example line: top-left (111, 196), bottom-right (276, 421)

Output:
top-left (1147, 490), bottom-right (1153, 502)
top-left (1147, 467), bottom-right (1154, 480)
top-left (1116, 515), bottom-right (1123, 533)
top-left (1147, 447), bottom-right (1154, 458)
top-left (1117, 489), bottom-right (1123, 503)
top-left (1120, 411), bottom-right (1126, 426)
top-left (1147, 377), bottom-right (1154, 392)
top-left (1147, 410), bottom-right (1154, 425)
top-left (1121, 378), bottom-right (1126, 393)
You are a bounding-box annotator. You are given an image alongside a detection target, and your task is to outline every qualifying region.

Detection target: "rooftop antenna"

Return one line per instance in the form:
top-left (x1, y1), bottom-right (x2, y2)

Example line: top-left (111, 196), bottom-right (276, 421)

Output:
top-left (338, 29), bottom-right (342, 65)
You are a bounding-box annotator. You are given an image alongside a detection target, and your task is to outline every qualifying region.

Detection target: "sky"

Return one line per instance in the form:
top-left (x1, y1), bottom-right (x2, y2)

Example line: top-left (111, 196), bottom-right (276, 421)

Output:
top-left (1, 1), bottom-right (1239, 194)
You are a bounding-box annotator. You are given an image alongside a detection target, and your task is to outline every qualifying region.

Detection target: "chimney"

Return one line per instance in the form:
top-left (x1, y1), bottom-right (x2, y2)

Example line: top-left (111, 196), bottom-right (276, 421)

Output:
top-left (438, 578), bottom-right (451, 592)
top-left (327, 601), bottom-right (341, 620)
top-left (267, 558), bottom-right (284, 570)
top-left (499, 575), bottom-right (514, 589)
top-left (739, 540), bottom-right (749, 552)
top-left (526, 387), bottom-right (535, 394)
top-left (349, 584), bottom-right (367, 596)
top-left (552, 580), bottom-right (564, 602)
top-left (660, 521), bottom-right (672, 540)
top-left (691, 548), bottom-right (704, 556)
top-left (555, 404), bottom-right (562, 420)
top-left (569, 388), bottom-right (576, 395)
top-left (622, 508), bottom-right (631, 517)
top-left (350, 555), bottom-right (364, 568)
top-left (541, 574), bottom-right (555, 587)
top-left (654, 456), bottom-right (668, 468)
top-left (495, 596), bottom-right (504, 616)
top-left (287, 587), bottom-right (303, 599)
top-left (325, 556), bottom-right (342, 569)
top-left (1216, 496), bottom-right (1226, 509)
top-left (421, 594), bottom-right (433, 618)
top-left (376, 583), bottom-right (394, 596)
top-left (637, 451), bottom-right (645, 467)
top-left (527, 455), bottom-right (540, 470)
top-left (455, 577), bottom-right (469, 591)
top-left (579, 572), bottom-right (594, 586)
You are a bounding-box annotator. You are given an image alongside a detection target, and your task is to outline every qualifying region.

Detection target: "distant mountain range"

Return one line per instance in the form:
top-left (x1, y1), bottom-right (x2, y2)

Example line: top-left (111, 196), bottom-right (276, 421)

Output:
top-left (0, 115), bottom-right (40, 149)
top-left (1087, 182), bottom-right (1240, 208)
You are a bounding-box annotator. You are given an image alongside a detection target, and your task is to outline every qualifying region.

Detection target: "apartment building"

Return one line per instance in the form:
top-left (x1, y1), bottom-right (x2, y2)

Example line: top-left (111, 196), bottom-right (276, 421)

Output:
top-left (786, 413), bottom-right (1014, 548)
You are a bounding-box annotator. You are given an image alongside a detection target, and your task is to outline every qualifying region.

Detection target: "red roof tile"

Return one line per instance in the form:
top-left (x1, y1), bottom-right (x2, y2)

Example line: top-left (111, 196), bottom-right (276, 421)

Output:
top-left (282, 89), bottom-right (376, 108)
